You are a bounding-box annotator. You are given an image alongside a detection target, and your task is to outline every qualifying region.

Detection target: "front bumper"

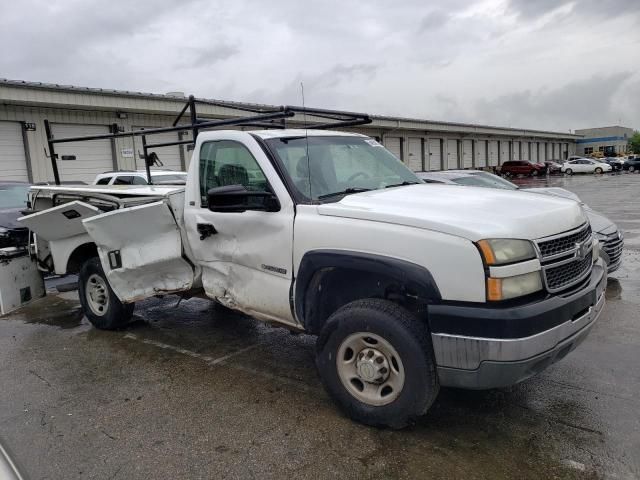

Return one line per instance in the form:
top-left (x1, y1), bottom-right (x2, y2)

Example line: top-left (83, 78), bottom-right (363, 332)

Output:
top-left (429, 260), bottom-right (606, 389)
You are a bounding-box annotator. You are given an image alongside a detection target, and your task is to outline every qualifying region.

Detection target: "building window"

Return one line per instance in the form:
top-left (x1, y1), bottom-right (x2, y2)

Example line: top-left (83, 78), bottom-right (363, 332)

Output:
top-left (584, 147), bottom-right (593, 155)
top-left (598, 146), bottom-right (605, 152)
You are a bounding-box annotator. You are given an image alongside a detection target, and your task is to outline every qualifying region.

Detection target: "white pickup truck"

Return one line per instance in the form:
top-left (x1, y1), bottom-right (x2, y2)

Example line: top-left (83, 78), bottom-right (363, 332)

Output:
top-left (21, 128), bottom-right (606, 428)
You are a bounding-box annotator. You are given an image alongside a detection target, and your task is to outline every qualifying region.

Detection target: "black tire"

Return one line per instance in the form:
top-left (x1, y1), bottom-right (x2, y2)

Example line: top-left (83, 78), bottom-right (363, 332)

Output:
top-left (78, 257), bottom-right (134, 330)
top-left (595, 167), bottom-right (603, 174)
top-left (316, 299), bottom-right (439, 429)
top-left (630, 166), bottom-right (636, 173)
top-left (531, 169), bottom-right (538, 176)
top-left (565, 168), bottom-right (573, 175)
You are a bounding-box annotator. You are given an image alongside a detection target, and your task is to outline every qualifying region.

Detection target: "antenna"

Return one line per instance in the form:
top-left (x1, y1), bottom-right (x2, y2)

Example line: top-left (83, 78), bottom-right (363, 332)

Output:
top-left (301, 82), bottom-right (312, 199)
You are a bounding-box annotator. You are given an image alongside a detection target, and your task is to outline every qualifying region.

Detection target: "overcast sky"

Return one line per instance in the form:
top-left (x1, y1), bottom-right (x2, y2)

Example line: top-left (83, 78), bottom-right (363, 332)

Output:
top-left (1, 0), bottom-right (639, 131)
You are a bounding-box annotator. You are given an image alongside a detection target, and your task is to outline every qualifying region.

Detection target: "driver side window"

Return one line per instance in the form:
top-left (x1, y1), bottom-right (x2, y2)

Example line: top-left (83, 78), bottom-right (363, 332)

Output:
top-left (199, 140), bottom-right (268, 206)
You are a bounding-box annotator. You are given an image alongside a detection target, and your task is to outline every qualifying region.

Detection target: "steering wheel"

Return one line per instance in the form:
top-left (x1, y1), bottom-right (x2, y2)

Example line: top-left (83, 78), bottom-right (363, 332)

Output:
top-left (347, 171), bottom-right (371, 182)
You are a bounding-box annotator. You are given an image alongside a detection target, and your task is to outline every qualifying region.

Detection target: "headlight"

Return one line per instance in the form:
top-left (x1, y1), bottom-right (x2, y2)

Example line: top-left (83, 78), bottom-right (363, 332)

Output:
top-left (487, 271), bottom-right (543, 301)
top-left (477, 239), bottom-right (537, 265)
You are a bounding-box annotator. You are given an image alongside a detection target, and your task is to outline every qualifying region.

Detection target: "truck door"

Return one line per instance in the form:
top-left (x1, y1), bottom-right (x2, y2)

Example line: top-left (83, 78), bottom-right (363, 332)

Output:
top-left (183, 133), bottom-right (298, 327)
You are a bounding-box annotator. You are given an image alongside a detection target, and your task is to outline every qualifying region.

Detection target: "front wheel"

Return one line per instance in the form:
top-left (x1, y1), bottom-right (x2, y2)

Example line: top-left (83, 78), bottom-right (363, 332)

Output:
top-left (531, 169), bottom-right (538, 177)
top-left (78, 257), bottom-right (134, 330)
top-left (595, 167), bottom-right (603, 174)
top-left (316, 299), bottom-right (439, 429)
top-left (630, 166), bottom-right (636, 173)
top-left (565, 168), bottom-right (573, 175)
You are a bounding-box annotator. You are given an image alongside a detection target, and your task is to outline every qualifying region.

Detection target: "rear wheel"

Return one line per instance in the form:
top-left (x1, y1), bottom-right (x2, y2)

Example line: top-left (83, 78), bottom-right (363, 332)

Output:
top-left (630, 166), bottom-right (636, 173)
top-left (595, 167), bottom-right (603, 174)
top-left (565, 168), bottom-right (573, 175)
top-left (316, 299), bottom-right (439, 429)
top-left (78, 257), bottom-right (134, 330)
top-left (531, 169), bottom-right (538, 176)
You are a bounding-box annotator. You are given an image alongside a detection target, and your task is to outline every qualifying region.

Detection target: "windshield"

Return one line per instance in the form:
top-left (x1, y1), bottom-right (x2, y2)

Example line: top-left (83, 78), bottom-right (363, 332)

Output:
top-left (0, 184), bottom-right (30, 209)
top-left (451, 172), bottom-right (518, 190)
top-left (265, 136), bottom-right (420, 201)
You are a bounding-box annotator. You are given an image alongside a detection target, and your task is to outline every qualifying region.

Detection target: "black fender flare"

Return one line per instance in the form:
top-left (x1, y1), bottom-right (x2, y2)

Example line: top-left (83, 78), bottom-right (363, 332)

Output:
top-left (294, 249), bottom-right (442, 333)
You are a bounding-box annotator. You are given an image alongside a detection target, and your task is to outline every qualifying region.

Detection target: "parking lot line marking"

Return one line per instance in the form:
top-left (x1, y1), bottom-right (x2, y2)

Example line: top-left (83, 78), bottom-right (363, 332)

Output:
top-left (206, 344), bottom-right (259, 365)
top-left (122, 333), bottom-right (317, 393)
top-left (122, 333), bottom-right (259, 366)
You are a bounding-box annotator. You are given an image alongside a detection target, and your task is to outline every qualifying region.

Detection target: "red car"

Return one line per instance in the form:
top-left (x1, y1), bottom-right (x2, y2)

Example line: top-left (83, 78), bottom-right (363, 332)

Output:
top-left (500, 160), bottom-right (547, 177)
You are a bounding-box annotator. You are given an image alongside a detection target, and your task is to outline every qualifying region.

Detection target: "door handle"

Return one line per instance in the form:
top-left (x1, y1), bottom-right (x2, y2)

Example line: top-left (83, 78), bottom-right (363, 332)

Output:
top-left (197, 223), bottom-right (217, 240)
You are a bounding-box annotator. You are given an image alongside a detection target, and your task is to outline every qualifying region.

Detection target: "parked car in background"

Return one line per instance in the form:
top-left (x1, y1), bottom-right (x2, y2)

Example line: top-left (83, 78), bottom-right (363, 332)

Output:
top-left (93, 170), bottom-right (187, 186)
top-left (0, 181), bottom-right (30, 249)
top-left (623, 157), bottom-right (640, 172)
top-left (601, 157), bottom-right (624, 171)
top-left (561, 158), bottom-right (611, 175)
top-left (500, 160), bottom-right (547, 177)
top-left (544, 161), bottom-right (563, 174)
top-left (416, 170), bottom-right (623, 272)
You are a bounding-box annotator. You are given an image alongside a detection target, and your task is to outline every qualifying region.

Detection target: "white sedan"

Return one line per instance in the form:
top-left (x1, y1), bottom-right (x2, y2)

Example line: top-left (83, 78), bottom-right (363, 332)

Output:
top-left (561, 158), bottom-right (612, 175)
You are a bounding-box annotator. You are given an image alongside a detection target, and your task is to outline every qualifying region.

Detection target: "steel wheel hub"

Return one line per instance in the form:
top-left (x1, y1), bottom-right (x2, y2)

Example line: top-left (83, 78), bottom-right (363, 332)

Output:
top-left (86, 273), bottom-right (109, 316)
top-left (336, 332), bottom-right (405, 406)
top-left (356, 348), bottom-right (390, 383)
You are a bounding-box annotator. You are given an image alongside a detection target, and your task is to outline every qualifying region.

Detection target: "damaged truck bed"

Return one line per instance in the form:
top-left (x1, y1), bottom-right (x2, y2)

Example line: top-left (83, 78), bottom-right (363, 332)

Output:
top-left (20, 184), bottom-right (195, 303)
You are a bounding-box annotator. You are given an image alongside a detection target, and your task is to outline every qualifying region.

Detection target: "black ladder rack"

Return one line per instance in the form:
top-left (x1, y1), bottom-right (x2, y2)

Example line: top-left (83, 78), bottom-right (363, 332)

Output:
top-left (43, 95), bottom-right (372, 185)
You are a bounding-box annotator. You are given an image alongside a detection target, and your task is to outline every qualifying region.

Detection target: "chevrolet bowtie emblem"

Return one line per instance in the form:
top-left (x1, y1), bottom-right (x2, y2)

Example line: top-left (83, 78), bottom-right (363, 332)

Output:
top-left (576, 241), bottom-right (588, 260)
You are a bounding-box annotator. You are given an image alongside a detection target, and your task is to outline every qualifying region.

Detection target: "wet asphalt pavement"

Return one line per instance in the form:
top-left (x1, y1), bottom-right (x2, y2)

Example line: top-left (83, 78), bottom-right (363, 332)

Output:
top-left (1, 173), bottom-right (639, 479)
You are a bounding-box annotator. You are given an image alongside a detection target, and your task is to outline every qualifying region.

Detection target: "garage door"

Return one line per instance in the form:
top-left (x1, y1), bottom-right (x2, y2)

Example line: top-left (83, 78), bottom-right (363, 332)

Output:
top-left (488, 141), bottom-right (499, 166)
top-left (462, 140), bottom-right (473, 169)
top-left (52, 124), bottom-right (114, 184)
top-left (133, 127), bottom-right (183, 171)
top-left (428, 139), bottom-right (441, 170)
top-left (552, 143), bottom-right (559, 159)
top-left (512, 141), bottom-right (521, 160)
top-left (521, 142), bottom-right (530, 161)
top-left (0, 121), bottom-right (29, 181)
top-left (446, 139), bottom-right (458, 169)
top-left (531, 142), bottom-right (538, 162)
top-left (407, 137), bottom-right (423, 171)
top-left (499, 141), bottom-right (509, 165)
top-left (384, 137), bottom-right (402, 161)
top-left (539, 142), bottom-right (546, 162)
top-left (476, 140), bottom-right (487, 167)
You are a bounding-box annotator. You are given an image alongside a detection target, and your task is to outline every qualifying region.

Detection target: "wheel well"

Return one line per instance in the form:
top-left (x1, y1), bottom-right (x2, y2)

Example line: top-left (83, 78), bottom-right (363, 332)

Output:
top-left (66, 243), bottom-right (98, 274)
top-left (302, 267), bottom-right (436, 335)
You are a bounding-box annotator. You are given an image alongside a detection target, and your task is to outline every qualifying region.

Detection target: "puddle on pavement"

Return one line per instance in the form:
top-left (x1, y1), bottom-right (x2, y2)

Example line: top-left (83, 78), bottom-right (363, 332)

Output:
top-left (6, 294), bottom-right (85, 330)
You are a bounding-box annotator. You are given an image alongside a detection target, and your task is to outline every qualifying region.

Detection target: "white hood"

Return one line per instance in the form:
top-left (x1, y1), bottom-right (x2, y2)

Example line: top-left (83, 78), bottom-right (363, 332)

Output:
top-left (317, 184), bottom-right (587, 241)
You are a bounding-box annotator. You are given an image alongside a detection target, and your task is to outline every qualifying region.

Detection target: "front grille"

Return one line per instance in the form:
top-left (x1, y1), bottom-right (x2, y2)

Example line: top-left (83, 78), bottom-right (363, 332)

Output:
top-left (545, 251), bottom-right (592, 291)
top-left (537, 224), bottom-right (591, 258)
top-left (602, 233), bottom-right (623, 267)
top-left (535, 223), bottom-right (594, 293)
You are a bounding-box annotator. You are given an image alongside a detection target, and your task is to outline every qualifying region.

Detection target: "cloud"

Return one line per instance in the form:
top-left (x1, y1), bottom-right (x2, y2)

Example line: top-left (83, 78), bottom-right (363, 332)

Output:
top-left (474, 73), bottom-right (635, 130)
top-left (180, 45), bottom-right (240, 68)
top-left (419, 10), bottom-right (451, 31)
top-left (0, 0), bottom-right (639, 131)
top-left (507, 0), bottom-right (640, 19)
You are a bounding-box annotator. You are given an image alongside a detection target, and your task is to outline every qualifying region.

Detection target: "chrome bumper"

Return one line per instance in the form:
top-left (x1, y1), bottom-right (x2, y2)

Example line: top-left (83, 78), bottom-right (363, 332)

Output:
top-left (433, 263), bottom-right (606, 389)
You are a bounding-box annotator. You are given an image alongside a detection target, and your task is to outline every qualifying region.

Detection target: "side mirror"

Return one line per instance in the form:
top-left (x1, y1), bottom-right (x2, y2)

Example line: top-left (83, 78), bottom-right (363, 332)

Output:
top-left (207, 185), bottom-right (280, 213)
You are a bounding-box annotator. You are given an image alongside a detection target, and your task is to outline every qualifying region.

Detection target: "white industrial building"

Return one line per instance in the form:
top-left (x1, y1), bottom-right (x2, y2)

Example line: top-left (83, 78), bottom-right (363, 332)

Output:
top-left (0, 79), bottom-right (579, 183)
